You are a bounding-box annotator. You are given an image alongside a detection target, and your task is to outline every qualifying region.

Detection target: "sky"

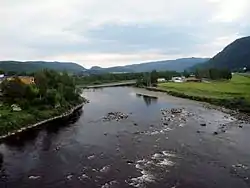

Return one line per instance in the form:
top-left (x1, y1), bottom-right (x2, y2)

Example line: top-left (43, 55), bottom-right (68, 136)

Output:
top-left (1, 0), bottom-right (250, 68)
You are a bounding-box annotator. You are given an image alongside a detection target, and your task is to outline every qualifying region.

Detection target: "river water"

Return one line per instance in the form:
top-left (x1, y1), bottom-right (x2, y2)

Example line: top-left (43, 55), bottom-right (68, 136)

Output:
top-left (0, 87), bottom-right (250, 188)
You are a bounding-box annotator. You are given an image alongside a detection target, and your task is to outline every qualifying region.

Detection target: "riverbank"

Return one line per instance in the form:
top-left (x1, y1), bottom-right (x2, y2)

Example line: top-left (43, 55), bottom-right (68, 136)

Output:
top-left (147, 75), bottom-right (250, 115)
top-left (0, 102), bottom-right (86, 141)
top-left (78, 80), bottom-right (136, 88)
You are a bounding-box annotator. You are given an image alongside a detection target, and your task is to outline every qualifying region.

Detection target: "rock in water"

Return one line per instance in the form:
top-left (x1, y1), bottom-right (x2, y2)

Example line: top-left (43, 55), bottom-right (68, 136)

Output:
top-left (103, 112), bottom-right (129, 122)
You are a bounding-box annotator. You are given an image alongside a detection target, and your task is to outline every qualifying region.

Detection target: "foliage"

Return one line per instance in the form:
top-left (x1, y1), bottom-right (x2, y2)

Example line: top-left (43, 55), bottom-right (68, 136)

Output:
top-left (1, 77), bottom-right (27, 101)
top-left (183, 70), bottom-right (190, 78)
top-left (150, 70), bottom-right (158, 84)
top-left (0, 70), bottom-right (84, 136)
top-left (194, 68), bottom-right (232, 80)
top-left (135, 70), bottom-right (181, 87)
top-left (76, 72), bottom-right (144, 86)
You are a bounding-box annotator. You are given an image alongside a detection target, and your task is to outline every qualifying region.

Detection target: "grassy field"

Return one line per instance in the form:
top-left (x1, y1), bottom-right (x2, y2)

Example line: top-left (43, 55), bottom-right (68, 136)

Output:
top-left (158, 75), bottom-right (250, 112)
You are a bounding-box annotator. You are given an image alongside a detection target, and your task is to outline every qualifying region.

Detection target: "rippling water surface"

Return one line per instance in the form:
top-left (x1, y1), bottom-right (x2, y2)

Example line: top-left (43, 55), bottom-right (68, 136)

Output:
top-left (0, 87), bottom-right (250, 188)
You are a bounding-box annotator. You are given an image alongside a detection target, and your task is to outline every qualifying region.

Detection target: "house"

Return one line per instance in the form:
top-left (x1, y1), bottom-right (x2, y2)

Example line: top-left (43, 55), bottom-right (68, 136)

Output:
top-left (172, 77), bottom-right (184, 83)
top-left (157, 78), bottom-right (166, 82)
top-left (0, 74), bottom-right (4, 84)
top-left (7, 76), bottom-right (35, 85)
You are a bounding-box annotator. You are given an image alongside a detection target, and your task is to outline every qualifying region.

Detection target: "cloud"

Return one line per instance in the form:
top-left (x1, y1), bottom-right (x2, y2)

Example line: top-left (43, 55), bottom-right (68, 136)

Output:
top-left (0, 0), bottom-right (250, 68)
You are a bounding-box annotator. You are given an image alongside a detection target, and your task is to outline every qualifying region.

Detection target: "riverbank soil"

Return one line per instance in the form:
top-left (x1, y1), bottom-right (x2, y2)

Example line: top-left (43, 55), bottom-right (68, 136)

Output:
top-left (157, 75), bottom-right (250, 113)
top-left (0, 87), bottom-right (250, 188)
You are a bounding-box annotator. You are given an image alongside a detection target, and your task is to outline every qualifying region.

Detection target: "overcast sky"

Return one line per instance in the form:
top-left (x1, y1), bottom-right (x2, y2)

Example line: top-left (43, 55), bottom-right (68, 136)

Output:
top-left (1, 0), bottom-right (249, 68)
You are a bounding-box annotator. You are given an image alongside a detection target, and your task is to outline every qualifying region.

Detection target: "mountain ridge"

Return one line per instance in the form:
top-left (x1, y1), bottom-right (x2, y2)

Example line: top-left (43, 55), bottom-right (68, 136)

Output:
top-left (0, 58), bottom-right (209, 74)
top-left (0, 61), bottom-right (86, 73)
top-left (92, 57), bottom-right (209, 73)
top-left (193, 36), bottom-right (250, 70)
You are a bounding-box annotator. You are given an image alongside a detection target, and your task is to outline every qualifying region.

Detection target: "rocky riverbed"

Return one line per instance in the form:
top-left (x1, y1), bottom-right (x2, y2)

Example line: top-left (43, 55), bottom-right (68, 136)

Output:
top-left (102, 112), bottom-right (129, 122)
top-left (0, 87), bottom-right (249, 188)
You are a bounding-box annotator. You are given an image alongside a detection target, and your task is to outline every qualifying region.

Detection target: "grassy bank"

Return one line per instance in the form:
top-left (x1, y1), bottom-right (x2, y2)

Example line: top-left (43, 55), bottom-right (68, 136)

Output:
top-left (0, 69), bottom-right (86, 137)
top-left (0, 100), bottom-right (84, 136)
top-left (157, 75), bottom-right (250, 113)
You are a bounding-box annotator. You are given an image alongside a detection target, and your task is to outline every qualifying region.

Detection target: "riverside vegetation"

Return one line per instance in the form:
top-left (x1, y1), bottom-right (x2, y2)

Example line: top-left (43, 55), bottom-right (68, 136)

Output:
top-left (157, 74), bottom-right (250, 113)
top-left (135, 68), bottom-right (250, 113)
top-left (0, 70), bottom-right (85, 136)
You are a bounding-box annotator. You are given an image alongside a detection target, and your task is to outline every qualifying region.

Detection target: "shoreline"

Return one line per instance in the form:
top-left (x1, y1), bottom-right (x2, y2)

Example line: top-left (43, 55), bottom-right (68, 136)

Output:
top-left (145, 87), bottom-right (250, 121)
top-left (0, 102), bottom-right (85, 141)
top-left (79, 80), bottom-right (136, 89)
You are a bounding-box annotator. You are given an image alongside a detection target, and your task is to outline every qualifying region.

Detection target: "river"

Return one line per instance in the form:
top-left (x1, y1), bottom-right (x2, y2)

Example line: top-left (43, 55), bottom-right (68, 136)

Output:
top-left (0, 87), bottom-right (250, 188)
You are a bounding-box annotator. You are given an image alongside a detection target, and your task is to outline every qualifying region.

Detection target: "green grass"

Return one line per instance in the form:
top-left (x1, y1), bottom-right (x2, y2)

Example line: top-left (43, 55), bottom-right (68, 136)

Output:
top-left (0, 104), bottom-right (74, 136)
top-left (158, 75), bottom-right (250, 112)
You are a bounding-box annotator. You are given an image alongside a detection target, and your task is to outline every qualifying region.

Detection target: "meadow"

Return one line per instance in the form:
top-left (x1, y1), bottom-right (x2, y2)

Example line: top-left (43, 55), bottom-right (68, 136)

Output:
top-left (157, 75), bottom-right (250, 112)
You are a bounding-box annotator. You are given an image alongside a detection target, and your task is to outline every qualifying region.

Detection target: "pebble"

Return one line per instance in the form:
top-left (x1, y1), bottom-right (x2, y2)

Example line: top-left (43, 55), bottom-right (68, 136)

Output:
top-left (88, 155), bottom-right (95, 160)
top-left (28, 176), bottom-right (41, 180)
top-left (100, 166), bottom-right (110, 173)
top-left (127, 160), bottom-right (134, 165)
top-left (66, 174), bottom-right (73, 180)
top-left (200, 123), bottom-right (206, 127)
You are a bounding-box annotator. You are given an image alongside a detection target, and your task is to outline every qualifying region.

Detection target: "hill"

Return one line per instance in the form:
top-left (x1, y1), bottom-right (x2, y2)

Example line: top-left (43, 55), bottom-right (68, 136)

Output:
top-left (0, 61), bottom-right (86, 73)
top-left (0, 57), bottom-right (209, 74)
top-left (96, 58), bottom-right (209, 73)
top-left (194, 36), bottom-right (250, 70)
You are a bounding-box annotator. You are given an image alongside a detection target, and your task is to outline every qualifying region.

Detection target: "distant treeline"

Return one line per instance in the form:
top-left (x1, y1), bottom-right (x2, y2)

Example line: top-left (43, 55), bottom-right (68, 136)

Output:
top-left (75, 71), bottom-right (181, 86)
top-left (194, 68), bottom-right (232, 80)
top-left (0, 69), bottom-right (34, 76)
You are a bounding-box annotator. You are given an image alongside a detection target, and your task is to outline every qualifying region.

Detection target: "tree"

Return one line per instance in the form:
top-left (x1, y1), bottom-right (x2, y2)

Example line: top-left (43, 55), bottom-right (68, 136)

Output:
top-left (1, 77), bottom-right (26, 100)
top-left (45, 89), bottom-right (60, 106)
top-left (7, 71), bottom-right (17, 76)
top-left (183, 70), bottom-right (190, 78)
top-left (221, 69), bottom-right (232, 80)
top-left (34, 71), bottom-right (48, 98)
top-left (150, 70), bottom-right (158, 85)
top-left (209, 68), bottom-right (220, 80)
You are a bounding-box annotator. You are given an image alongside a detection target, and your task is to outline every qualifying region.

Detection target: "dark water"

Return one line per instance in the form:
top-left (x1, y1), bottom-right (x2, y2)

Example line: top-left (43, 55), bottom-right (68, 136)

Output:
top-left (0, 87), bottom-right (250, 188)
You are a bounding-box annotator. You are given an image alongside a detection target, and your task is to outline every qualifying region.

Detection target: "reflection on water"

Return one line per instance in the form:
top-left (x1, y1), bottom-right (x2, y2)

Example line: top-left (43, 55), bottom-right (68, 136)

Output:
top-left (136, 93), bottom-right (158, 106)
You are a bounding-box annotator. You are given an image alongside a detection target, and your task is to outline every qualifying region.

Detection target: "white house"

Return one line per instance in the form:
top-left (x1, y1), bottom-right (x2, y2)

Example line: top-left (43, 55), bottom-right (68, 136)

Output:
top-left (0, 74), bottom-right (4, 84)
top-left (172, 77), bottom-right (184, 83)
top-left (157, 78), bottom-right (166, 82)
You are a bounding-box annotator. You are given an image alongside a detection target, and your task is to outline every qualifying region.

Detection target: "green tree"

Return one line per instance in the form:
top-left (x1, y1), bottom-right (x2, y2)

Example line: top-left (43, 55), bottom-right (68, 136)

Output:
top-left (34, 71), bottom-right (48, 98)
top-left (209, 68), bottom-right (220, 80)
top-left (7, 71), bottom-right (17, 76)
top-left (1, 77), bottom-right (26, 101)
top-left (150, 70), bottom-right (158, 85)
top-left (183, 70), bottom-right (190, 78)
